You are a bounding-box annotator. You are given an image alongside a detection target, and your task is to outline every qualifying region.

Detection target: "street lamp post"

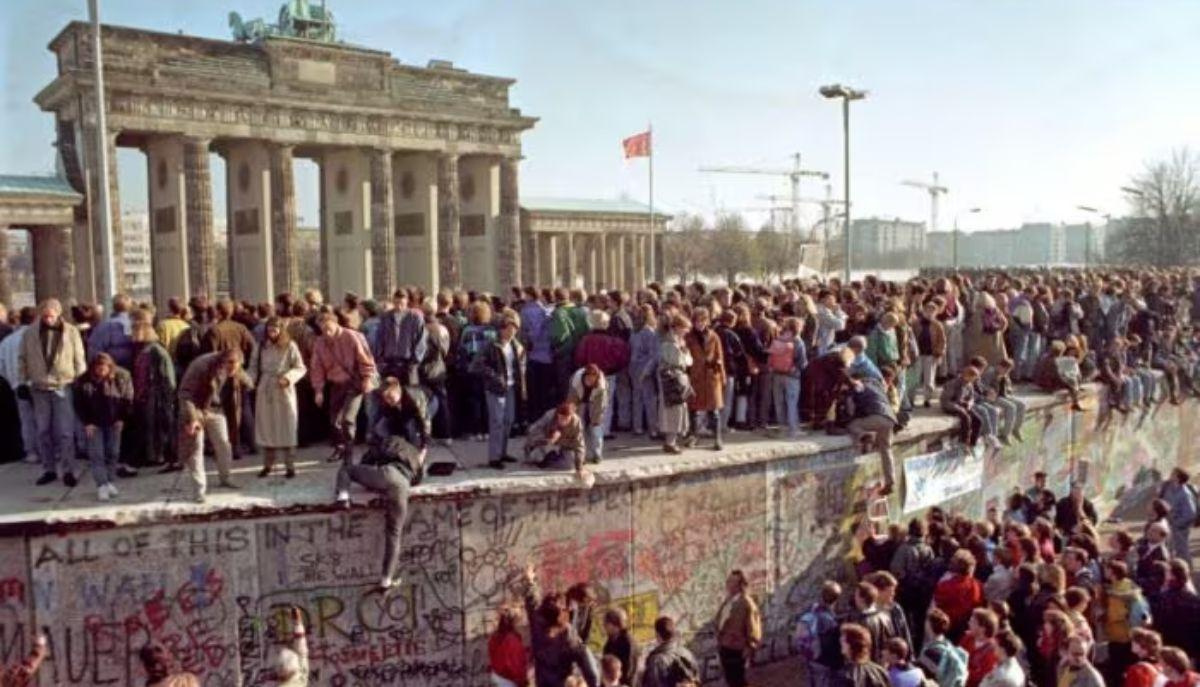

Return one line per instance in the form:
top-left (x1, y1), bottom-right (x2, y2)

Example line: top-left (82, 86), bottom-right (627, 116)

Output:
top-left (952, 207), bottom-right (981, 271)
top-left (819, 83), bottom-right (867, 282)
top-left (1076, 205), bottom-right (1111, 269)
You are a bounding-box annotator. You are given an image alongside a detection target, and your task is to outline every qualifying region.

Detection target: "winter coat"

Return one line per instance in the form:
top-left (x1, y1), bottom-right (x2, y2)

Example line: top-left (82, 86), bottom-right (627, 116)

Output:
top-left (640, 640), bottom-right (699, 687)
top-left (471, 338), bottom-right (527, 399)
top-left (933, 574), bottom-right (983, 637)
top-left (1103, 578), bottom-right (1149, 644)
top-left (978, 657), bottom-right (1023, 687)
top-left (715, 592), bottom-right (762, 652)
top-left (834, 661), bottom-right (890, 687)
top-left (202, 319), bottom-right (256, 361)
top-left (965, 307), bottom-right (1008, 366)
top-left (87, 313), bottom-right (135, 369)
top-left (848, 378), bottom-right (897, 424)
top-left (19, 321), bottom-right (86, 391)
top-left (912, 314), bottom-right (948, 357)
top-left (574, 331), bottom-right (631, 376)
top-left (629, 327), bottom-right (659, 383)
top-left (684, 327), bottom-right (725, 412)
top-left (1161, 480), bottom-right (1198, 533)
top-left (525, 407), bottom-right (585, 457)
top-left (373, 308), bottom-right (428, 383)
top-left (487, 630), bottom-right (529, 687)
top-left (522, 581), bottom-right (598, 687)
top-left (866, 326), bottom-right (900, 368)
top-left (567, 368), bottom-right (608, 426)
top-left (848, 607), bottom-right (897, 663)
top-left (658, 335), bottom-right (693, 435)
top-left (177, 352), bottom-right (254, 426)
top-left (816, 305), bottom-right (848, 354)
top-left (1154, 586), bottom-right (1200, 658)
top-left (249, 341), bottom-right (307, 448)
top-left (73, 368), bottom-right (134, 427)
top-left (1057, 662), bottom-right (1105, 687)
top-left (130, 341), bottom-right (177, 465)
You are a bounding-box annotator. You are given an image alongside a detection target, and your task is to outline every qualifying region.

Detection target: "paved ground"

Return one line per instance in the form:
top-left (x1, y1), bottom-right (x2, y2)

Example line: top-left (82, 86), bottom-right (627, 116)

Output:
top-left (0, 400), bottom-right (994, 527)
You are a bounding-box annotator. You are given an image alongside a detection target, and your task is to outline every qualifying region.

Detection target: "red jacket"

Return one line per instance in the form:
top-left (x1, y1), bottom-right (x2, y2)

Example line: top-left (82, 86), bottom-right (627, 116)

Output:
top-left (488, 631), bottom-right (529, 686)
top-left (934, 573), bottom-right (984, 634)
top-left (960, 635), bottom-right (998, 687)
top-left (574, 332), bottom-right (631, 376)
top-left (1124, 662), bottom-right (1162, 687)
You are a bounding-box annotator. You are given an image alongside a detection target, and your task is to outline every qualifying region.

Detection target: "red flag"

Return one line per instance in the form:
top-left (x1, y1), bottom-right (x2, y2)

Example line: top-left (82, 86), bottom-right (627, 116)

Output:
top-left (622, 130), bottom-right (651, 159)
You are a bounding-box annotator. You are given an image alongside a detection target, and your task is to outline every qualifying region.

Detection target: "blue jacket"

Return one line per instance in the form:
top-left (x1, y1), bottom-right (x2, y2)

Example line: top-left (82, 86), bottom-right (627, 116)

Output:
top-left (630, 326), bottom-right (660, 383)
top-left (520, 300), bottom-right (554, 364)
top-left (373, 308), bottom-right (427, 372)
top-left (87, 312), bottom-right (134, 369)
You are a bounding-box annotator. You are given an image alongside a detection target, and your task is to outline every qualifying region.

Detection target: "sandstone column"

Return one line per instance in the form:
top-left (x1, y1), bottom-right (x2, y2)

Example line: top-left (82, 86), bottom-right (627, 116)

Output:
top-left (584, 236), bottom-right (598, 291)
top-left (183, 137), bottom-right (216, 298)
top-left (596, 234), bottom-right (608, 292)
top-left (526, 229), bottom-right (541, 286)
top-left (270, 143), bottom-right (299, 296)
top-left (634, 235), bottom-right (647, 291)
top-left (499, 157), bottom-right (522, 293)
top-left (0, 227), bottom-right (10, 306)
top-left (370, 149), bottom-right (396, 299)
top-left (564, 232), bottom-right (577, 288)
top-left (538, 234), bottom-right (557, 287)
top-left (31, 226), bottom-right (76, 305)
top-left (437, 153), bottom-right (461, 289)
top-left (623, 235), bottom-right (636, 292)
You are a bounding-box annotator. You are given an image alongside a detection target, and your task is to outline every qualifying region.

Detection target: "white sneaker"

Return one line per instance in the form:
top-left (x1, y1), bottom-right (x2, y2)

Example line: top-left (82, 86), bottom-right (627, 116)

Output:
top-left (22, 453), bottom-right (39, 464)
top-left (98, 485), bottom-right (111, 501)
top-left (335, 490), bottom-right (350, 505)
top-left (107, 483), bottom-right (120, 497)
top-left (379, 576), bottom-right (399, 590)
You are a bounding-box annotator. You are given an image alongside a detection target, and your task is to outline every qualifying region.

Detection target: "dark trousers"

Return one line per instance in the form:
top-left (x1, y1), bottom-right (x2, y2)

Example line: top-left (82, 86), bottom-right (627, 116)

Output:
top-left (335, 463), bottom-right (411, 580)
top-left (943, 402), bottom-right (981, 445)
top-left (719, 646), bottom-right (749, 687)
top-left (326, 381), bottom-right (364, 457)
top-left (527, 360), bottom-right (557, 422)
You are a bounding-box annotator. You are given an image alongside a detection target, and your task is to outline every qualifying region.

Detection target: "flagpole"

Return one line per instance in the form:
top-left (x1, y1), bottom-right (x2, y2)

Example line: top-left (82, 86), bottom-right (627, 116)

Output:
top-left (647, 123), bottom-right (655, 284)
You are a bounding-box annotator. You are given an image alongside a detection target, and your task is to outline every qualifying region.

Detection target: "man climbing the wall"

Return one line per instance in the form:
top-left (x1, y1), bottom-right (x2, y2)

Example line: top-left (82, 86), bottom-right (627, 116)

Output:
top-left (334, 376), bottom-right (427, 590)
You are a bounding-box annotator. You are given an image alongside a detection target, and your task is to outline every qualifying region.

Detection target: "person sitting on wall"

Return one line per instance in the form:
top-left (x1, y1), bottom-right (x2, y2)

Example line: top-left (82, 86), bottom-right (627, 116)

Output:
top-left (334, 378), bottom-right (426, 591)
top-left (524, 401), bottom-right (587, 473)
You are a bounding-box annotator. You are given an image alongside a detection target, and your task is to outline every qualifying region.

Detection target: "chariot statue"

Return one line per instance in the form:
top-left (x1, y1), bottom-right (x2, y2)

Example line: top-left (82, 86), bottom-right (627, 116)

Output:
top-left (229, 0), bottom-right (337, 43)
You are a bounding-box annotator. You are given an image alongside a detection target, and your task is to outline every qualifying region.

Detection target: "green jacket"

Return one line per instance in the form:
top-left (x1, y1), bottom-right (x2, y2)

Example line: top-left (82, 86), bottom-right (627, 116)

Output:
top-left (550, 303), bottom-right (588, 355)
top-left (866, 326), bottom-right (900, 368)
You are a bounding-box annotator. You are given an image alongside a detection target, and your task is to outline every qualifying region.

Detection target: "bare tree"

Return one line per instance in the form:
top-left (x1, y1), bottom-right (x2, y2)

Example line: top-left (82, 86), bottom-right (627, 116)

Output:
top-left (754, 224), bottom-right (798, 283)
top-left (663, 212), bottom-right (708, 283)
top-left (703, 213), bottom-right (755, 287)
top-left (1112, 148), bottom-right (1200, 266)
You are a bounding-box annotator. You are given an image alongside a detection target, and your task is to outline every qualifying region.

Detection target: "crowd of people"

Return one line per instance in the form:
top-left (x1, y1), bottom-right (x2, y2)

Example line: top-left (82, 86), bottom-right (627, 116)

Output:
top-left (0, 267), bottom-right (1197, 686)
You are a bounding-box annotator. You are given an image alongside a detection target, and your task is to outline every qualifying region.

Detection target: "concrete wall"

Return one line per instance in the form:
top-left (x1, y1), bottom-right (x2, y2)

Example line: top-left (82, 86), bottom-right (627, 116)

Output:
top-left (2, 395), bottom-right (1197, 687)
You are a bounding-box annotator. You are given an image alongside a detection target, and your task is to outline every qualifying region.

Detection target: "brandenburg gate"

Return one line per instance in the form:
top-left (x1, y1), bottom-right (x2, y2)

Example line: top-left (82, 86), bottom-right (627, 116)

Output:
top-left (34, 17), bottom-right (537, 307)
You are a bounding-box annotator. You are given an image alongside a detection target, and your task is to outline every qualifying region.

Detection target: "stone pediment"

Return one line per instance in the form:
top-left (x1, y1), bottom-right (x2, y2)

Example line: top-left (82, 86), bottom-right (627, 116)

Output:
top-left (37, 21), bottom-right (536, 147)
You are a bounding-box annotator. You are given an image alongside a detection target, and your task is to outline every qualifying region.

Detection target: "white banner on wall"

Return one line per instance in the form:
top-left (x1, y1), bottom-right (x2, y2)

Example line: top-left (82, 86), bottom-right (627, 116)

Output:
top-left (903, 444), bottom-right (985, 514)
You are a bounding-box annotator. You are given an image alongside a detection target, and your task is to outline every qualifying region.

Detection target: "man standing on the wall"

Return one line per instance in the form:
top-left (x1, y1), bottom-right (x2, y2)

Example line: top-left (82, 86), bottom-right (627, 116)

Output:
top-left (310, 311), bottom-right (377, 463)
top-left (714, 569), bottom-right (762, 687)
top-left (19, 298), bottom-right (86, 487)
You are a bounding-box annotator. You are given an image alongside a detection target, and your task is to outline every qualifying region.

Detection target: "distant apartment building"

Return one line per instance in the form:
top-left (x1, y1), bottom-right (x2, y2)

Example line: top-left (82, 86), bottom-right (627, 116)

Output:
top-left (924, 221), bottom-right (1106, 269)
top-left (849, 217), bottom-right (926, 269)
top-left (121, 212), bottom-right (153, 302)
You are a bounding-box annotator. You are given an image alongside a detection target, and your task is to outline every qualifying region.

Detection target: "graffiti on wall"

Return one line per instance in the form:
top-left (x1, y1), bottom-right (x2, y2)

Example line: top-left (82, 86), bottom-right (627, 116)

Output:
top-left (29, 523), bottom-right (259, 687)
top-left (0, 538), bottom-right (31, 672)
top-left (247, 506), bottom-right (466, 687)
top-left (458, 484), bottom-right (634, 686)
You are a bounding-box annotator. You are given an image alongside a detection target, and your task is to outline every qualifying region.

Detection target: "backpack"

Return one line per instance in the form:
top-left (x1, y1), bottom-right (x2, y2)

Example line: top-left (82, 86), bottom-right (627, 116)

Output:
top-left (793, 605), bottom-right (838, 664)
top-left (767, 337), bottom-right (797, 374)
top-left (919, 639), bottom-right (968, 687)
top-left (457, 326), bottom-right (493, 369)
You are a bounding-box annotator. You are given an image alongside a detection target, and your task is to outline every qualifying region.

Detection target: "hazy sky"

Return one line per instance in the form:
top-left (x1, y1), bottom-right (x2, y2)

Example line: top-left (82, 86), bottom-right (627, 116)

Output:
top-left (3, 0), bottom-right (1199, 233)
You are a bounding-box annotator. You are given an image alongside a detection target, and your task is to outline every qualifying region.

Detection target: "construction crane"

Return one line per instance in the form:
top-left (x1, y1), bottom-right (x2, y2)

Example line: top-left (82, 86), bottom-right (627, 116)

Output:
top-left (699, 153), bottom-right (829, 234)
top-left (755, 192), bottom-right (847, 242)
top-left (900, 172), bottom-right (948, 233)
